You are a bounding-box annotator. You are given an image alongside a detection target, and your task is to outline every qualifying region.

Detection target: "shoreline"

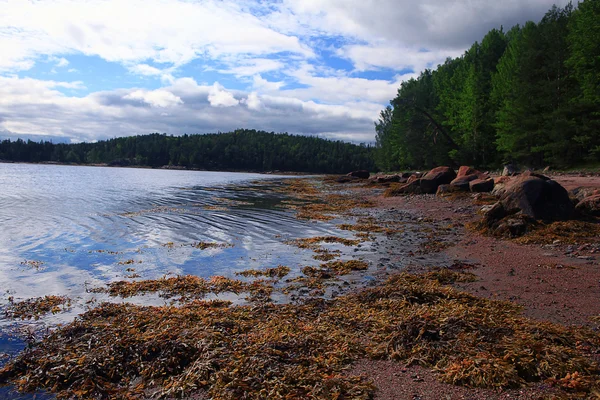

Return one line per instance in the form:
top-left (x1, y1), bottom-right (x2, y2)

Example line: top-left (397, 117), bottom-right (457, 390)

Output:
top-left (1, 175), bottom-right (599, 399)
top-left (0, 160), bottom-right (318, 176)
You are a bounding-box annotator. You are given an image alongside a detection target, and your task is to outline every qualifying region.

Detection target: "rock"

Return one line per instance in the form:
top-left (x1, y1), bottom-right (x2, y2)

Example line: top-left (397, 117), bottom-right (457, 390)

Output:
top-left (347, 170), bottom-right (370, 179)
top-left (384, 179), bottom-right (422, 196)
top-left (478, 202), bottom-right (506, 224)
top-left (436, 184), bottom-right (462, 196)
top-left (543, 166), bottom-right (551, 173)
top-left (401, 172), bottom-right (413, 179)
top-left (570, 187), bottom-right (600, 202)
top-left (457, 166), bottom-right (477, 177)
top-left (502, 163), bottom-right (519, 176)
top-left (520, 170), bottom-right (550, 180)
top-left (450, 174), bottom-right (481, 191)
top-left (337, 176), bottom-right (359, 183)
top-left (419, 166), bottom-right (457, 194)
top-left (492, 176), bottom-right (511, 196)
top-left (373, 174), bottom-right (404, 184)
top-left (494, 216), bottom-right (533, 238)
top-left (407, 174), bottom-right (420, 184)
top-left (576, 194), bottom-right (600, 217)
top-left (499, 175), bottom-right (574, 221)
top-left (470, 178), bottom-right (494, 193)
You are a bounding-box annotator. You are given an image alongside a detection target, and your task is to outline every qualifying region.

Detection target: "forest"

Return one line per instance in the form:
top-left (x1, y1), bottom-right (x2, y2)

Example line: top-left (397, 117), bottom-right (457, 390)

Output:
top-left (375, 0), bottom-right (600, 171)
top-left (0, 130), bottom-right (375, 174)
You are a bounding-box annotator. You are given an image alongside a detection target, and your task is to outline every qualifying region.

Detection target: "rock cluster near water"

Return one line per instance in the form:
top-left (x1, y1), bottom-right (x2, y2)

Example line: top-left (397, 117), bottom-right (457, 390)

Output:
top-left (364, 165), bottom-right (599, 238)
top-left (375, 166), bottom-right (495, 196)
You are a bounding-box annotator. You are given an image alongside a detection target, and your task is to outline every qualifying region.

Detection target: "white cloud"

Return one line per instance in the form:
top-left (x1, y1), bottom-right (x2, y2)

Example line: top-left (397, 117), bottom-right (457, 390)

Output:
top-left (244, 92), bottom-right (262, 111)
top-left (0, 0), bottom-right (312, 72)
top-left (219, 58), bottom-right (284, 77)
top-left (207, 82), bottom-right (239, 107)
top-left (0, 76), bottom-right (377, 142)
top-left (123, 89), bottom-right (183, 108)
top-left (129, 64), bottom-right (162, 76)
top-left (338, 44), bottom-right (464, 72)
top-left (252, 75), bottom-right (285, 92)
top-left (48, 56), bottom-right (69, 67)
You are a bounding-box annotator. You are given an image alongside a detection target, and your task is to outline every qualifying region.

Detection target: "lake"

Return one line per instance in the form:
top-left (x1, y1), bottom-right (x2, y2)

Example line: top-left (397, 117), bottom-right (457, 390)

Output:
top-left (0, 163), bottom-right (365, 379)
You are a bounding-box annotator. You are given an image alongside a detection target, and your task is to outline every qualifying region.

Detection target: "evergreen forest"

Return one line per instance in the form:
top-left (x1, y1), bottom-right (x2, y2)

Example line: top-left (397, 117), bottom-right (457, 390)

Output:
top-left (375, 0), bottom-right (600, 171)
top-left (0, 130), bottom-right (375, 174)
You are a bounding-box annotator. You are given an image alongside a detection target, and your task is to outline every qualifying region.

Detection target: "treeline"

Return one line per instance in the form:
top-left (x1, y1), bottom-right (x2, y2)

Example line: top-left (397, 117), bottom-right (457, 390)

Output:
top-left (0, 130), bottom-right (375, 174)
top-left (376, 0), bottom-right (600, 171)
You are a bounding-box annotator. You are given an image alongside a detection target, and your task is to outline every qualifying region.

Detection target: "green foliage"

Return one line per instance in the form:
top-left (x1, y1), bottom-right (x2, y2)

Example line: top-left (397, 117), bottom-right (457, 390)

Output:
top-left (376, 0), bottom-right (599, 170)
top-left (0, 130), bottom-right (376, 174)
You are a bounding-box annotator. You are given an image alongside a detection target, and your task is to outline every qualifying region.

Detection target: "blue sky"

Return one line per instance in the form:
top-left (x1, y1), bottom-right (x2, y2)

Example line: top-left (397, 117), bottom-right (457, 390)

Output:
top-left (0, 0), bottom-right (571, 143)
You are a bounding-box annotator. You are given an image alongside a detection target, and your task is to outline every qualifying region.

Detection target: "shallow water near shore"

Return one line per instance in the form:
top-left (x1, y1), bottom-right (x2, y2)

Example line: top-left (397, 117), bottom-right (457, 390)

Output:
top-left (0, 164), bottom-right (369, 334)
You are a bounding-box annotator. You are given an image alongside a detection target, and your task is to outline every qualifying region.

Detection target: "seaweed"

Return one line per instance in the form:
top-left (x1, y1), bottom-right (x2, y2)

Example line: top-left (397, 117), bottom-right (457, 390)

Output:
top-left (235, 266), bottom-right (291, 279)
top-left (286, 236), bottom-right (360, 250)
top-left (516, 220), bottom-right (600, 245)
top-left (4, 296), bottom-right (71, 320)
top-left (320, 260), bottom-right (369, 275)
top-left (2, 272), bottom-right (598, 399)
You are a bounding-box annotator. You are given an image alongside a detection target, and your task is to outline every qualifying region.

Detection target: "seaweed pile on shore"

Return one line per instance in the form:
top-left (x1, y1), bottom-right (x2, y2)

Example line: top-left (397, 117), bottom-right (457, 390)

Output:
top-left (277, 178), bottom-right (375, 221)
top-left (1, 271), bottom-right (599, 399)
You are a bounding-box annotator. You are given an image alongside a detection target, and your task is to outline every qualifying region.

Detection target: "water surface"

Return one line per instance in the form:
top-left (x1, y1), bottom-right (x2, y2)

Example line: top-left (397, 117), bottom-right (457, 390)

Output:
top-left (0, 164), bottom-right (360, 326)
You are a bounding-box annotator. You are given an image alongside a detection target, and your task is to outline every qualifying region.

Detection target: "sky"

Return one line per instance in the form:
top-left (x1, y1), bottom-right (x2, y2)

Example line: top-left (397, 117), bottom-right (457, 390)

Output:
top-left (0, 0), bottom-right (572, 144)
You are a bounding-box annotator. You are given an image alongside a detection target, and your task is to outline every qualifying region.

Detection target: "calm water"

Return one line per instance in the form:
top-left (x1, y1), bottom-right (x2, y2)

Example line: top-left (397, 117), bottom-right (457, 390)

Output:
top-left (0, 163), bottom-right (366, 377)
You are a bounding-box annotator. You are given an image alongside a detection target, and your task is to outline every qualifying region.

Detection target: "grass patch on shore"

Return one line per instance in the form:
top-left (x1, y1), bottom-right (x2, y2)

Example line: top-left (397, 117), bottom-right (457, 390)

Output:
top-left (2, 271), bottom-right (599, 399)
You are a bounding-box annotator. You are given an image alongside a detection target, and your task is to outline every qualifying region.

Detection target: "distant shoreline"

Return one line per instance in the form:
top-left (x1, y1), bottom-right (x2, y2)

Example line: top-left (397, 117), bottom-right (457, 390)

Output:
top-left (0, 159), bottom-right (315, 176)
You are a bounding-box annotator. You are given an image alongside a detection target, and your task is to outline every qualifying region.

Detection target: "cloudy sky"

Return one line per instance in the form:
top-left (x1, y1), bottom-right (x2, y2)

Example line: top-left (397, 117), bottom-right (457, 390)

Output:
top-left (0, 0), bottom-right (570, 144)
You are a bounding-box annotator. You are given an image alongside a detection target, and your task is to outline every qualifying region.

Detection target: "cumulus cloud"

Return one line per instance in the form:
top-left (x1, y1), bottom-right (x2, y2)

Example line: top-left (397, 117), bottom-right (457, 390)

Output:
top-left (208, 83), bottom-right (239, 107)
top-left (123, 89), bottom-right (183, 108)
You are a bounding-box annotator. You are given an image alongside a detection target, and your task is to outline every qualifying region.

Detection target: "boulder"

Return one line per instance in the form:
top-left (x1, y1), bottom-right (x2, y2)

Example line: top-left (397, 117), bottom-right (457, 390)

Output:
top-left (457, 166), bottom-right (479, 178)
top-left (520, 170), bottom-right (550, 180)
top-left (492, 176), bottom-right (511, 196)
top-left (493, 215), bottom-right (535, 237)
top-left (570, 187), bottom-right (600, 202)
top-left (337, 176), bottom-right (360, 183)
top-left (372, 175), bottom-right (404, 184)
top-left (499, 175), bottom-right (574, 221)
top-left (436, 184), bottom-right (463, 196)
top-left (479, 202), bottom-right (506, 224)
top-left (470, 178), bottom-right (494, 193)
top-left (407, 174), bottom-right (420, 184)
top-left (401, 172), bottom-right (414, 179)
top-left (502, 163), bottom-right (519, 176)
top-left (384, 179), bottom-right (423, 196)
top-left (576, 194), bottom-right (600, 217)
top-left (347, 170), bottom-right (370, 179)
top-left (419, 166), bottom-right (457, 194)
top-left (450, 174), bottom-right (480, 191)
